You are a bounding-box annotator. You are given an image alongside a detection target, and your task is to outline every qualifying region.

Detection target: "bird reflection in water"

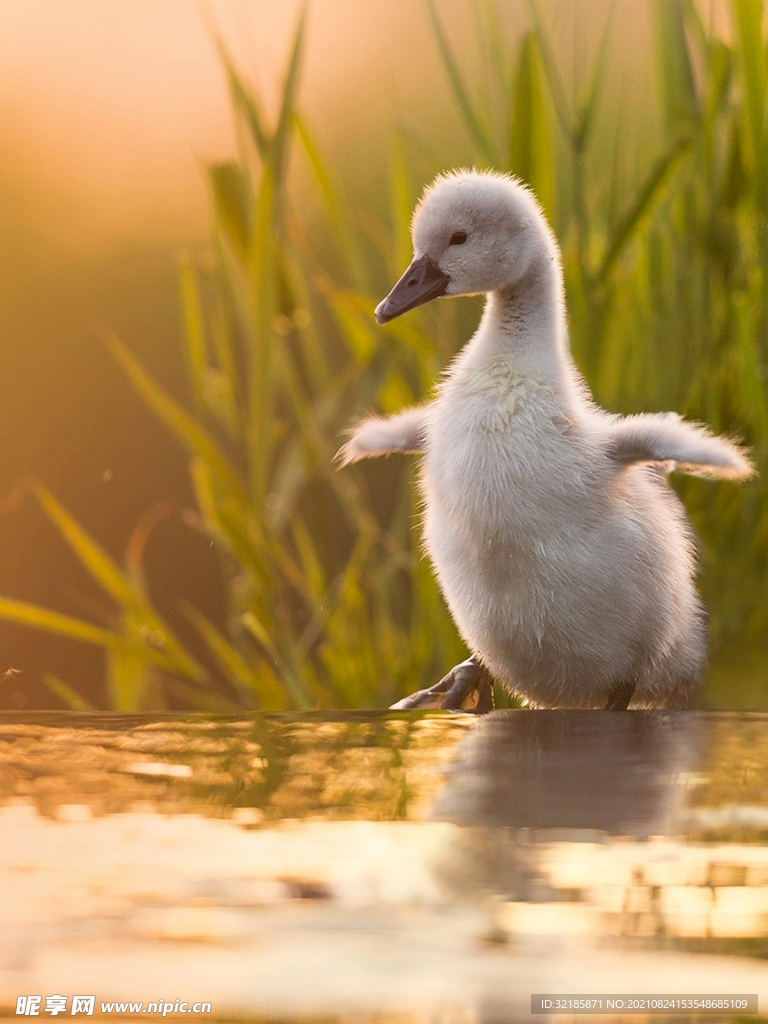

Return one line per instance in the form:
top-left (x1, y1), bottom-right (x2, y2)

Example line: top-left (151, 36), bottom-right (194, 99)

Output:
top-left (432, 711), bottom-right (699, 837)
top-left (428, 711), bottom-right (700, 899)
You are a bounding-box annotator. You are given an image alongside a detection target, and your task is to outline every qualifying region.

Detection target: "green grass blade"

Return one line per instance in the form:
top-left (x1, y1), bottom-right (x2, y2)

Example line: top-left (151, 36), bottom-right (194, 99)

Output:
top-left (163, 678), bottom-right (240, 712)
top-left (42, 674), bottom-right (97, 711)
top-left (525, 0), bottom-right (573, 139)
top-left (509, 32), bottom-right (554, 216)
top-left (178, 256), bottom-right (209, 409)
top-left (124, 501), bottom-right (172, 590)
top-left (596, 135), bottom-right (691, 282)
top-left (209, 291), bottom-right (242, 417)
top-left (281, 241), bottom-right (334, 388)
top-left (28, 482), bottom-right (207, 683)
top-left (179, 259), bottom-right (240, 436)
top-left (654, 0), bottom-right (700, 128)
top-left (294, 115), bottom-right (366, 289)
top-left (214, 37), bottom-right (269, 157)
top-left (574, 3), bottom-right (615, 152)
top-left (189, 458), bottom-right (270, 590)
top-left (732, 0), bottom-right (767, 195)
top-left (246, 164), bottom-right (278, 507)
top-left (0, 592), bottom-right (202, 692)
top-left (31, 481), bottom-right (144, 609)
top-left (476, 0), bottom-right (512, 153)
top-left (389, 133), bottom-right (414, 270)
top-left (107, 636), bottom-right (151, 712)
top-left (184, 604), bottom-right (287, 709)
top-left (427, 0), bottom-right (496, 163)
top-left (0, 596), bottom-right (126, 650)
top-left (680, 0), bottom-right (710, 56)
top-left (242, 610), bottom-right (313, 710)
top-left (107, 332), bottom-right (249, 507)
top-left (290, 515), bottom-right (327, 605)
top-left (272, 4), bottom-right (307, 192)
top-left (208, 161), bottom-right (252, 258)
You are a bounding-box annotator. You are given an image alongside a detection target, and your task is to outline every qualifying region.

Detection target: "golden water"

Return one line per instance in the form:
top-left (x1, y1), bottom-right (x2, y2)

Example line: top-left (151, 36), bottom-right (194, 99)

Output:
top-left (1, 711), bottom-right (768, 1022)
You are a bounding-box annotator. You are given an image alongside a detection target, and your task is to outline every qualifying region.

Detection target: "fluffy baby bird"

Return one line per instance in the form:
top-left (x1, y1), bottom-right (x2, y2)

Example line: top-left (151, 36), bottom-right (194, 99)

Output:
top-left (338, 170), bottom-right (753, 711)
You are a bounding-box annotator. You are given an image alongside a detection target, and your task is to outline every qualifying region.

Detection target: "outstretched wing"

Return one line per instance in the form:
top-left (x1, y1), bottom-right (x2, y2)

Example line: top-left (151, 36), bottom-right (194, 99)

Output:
top-left (335, 406), bottom-right (429, 467)
top-left (607, 412), bottom-right (753, 481)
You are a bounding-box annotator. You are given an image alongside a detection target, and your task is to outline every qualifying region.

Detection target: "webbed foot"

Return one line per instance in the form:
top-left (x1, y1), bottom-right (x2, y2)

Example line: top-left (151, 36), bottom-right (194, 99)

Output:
top-left (604, 680), bottom-right (636, 710)
top-left (390, 655), bottom-right (494, 713)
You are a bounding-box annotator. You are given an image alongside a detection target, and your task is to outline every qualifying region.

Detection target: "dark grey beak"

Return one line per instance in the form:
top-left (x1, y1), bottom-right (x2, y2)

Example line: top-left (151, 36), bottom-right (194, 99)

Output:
top-left (374, 255), bottom-right (450, 325)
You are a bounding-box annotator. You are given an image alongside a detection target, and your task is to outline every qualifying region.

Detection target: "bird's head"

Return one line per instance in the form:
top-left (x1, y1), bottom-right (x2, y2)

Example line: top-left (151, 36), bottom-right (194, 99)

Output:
top-left (374, 170), bottom-right (553, 325)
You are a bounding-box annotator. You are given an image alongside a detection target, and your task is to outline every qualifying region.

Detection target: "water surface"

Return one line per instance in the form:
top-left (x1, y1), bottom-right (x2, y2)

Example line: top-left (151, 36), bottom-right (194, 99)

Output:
top-left (2, 710), bottom-right (768, 1022)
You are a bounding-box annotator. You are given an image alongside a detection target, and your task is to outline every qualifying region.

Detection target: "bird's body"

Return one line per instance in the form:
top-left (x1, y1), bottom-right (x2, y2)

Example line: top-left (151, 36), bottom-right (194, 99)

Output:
top-left (339, 171), bottom-right (752, 710)
top-left (422, 295), bottom-right (703, 708)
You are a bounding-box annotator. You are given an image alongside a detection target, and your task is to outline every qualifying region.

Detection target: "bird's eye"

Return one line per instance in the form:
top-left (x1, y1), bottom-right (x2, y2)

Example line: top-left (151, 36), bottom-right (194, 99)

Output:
top-left (449, 231), bottom-right (468, 246)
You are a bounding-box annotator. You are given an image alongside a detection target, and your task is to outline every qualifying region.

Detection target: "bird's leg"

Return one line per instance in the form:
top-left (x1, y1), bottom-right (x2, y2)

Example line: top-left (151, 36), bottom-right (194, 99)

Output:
top-left (441, 657), bottom-right (494, 712)
top-left (604, 680), bottom-right (636, 710)
top-left (390, 655), bottom-right (494, 713)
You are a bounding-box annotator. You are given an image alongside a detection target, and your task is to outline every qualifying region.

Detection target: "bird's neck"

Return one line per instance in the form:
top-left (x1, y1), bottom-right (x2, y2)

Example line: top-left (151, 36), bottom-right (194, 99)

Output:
top-left (460, 251), bottom-right (579, 399)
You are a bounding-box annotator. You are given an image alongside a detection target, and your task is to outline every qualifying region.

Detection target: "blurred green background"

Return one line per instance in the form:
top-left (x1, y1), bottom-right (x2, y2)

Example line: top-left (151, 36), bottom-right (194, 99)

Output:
top-left (0, 0), bottom-right (765, 712)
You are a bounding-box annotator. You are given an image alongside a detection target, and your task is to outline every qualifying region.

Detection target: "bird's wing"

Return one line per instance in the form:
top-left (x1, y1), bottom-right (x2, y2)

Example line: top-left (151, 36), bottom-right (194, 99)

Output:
top-left (607, 412), bottom-right (753, 480)
top-left (335, 406), bottom-right (429, 466)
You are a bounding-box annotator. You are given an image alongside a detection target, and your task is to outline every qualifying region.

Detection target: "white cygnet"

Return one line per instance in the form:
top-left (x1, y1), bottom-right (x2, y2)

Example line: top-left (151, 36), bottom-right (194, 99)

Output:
top-left (338, 170), bottom-right (753, 711)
